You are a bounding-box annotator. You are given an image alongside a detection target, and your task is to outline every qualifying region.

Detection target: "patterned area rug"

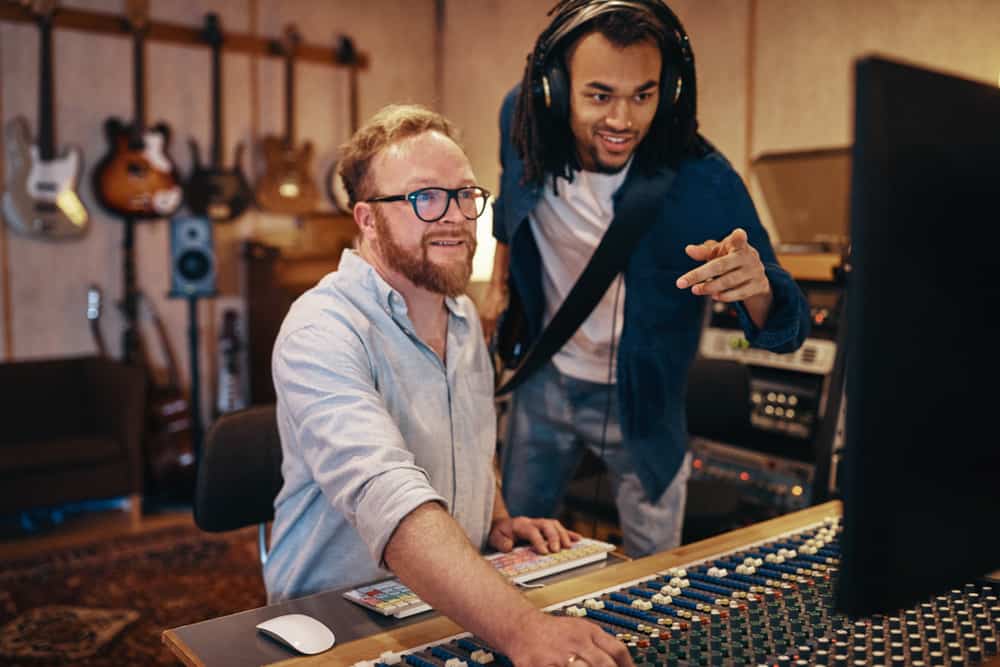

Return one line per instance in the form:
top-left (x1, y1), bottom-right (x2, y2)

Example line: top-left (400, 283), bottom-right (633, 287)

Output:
top-left (0, 522), bottom-right (266, 666)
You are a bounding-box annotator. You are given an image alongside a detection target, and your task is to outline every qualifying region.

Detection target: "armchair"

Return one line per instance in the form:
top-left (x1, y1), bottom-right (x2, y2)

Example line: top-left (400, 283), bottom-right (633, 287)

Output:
top-left (0, 355), bottom-right (146, 522)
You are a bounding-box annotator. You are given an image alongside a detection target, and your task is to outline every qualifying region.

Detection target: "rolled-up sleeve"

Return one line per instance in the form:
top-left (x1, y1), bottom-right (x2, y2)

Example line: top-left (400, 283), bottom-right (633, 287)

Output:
top-left (274, 322), bottom-right (447, 566)
top-left (717, 168), bottom-right (812, 352)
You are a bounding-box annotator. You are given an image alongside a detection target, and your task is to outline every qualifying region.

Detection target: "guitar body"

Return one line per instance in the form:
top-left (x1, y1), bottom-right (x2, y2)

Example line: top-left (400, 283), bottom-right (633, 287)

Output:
top-left (255, 134), bottom-right (319, 216)
top-left (2, 116), bottom-right (89, 238)
top-left (94, 117), bottom-right (183, 219)
top-left (144, 385), bottom-right (197, 501)
top-left (184, 142), bottom-right (253, 222)
top-left (139, 291), bottom-right (197, 501)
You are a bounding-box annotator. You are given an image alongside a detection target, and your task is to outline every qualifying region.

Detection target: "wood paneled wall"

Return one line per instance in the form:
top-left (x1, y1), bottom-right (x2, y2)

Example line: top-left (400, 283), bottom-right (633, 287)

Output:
top-left (0, 0), bottom-right (435, 424)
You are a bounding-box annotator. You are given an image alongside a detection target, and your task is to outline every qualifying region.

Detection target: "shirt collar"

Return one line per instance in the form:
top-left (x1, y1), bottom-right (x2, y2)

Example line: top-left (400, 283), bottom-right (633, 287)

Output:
top-left (338, 249), bottom-right (467, 321)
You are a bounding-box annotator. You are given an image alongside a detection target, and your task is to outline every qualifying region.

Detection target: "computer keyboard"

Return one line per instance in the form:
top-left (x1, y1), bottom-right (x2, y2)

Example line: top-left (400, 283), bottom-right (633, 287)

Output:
top-left (342, 537), bottom-right (617, 619)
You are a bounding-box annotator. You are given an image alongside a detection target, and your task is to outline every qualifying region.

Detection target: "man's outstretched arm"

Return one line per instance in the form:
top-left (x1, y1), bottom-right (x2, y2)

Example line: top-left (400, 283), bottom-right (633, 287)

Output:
top-left (384, 502), bottom-right (633, 667)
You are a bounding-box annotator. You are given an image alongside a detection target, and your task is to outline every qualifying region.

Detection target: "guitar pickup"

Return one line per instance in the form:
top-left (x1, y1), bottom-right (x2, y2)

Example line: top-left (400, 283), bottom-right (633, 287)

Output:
top-left (208, 203), bottom-right (231, 219)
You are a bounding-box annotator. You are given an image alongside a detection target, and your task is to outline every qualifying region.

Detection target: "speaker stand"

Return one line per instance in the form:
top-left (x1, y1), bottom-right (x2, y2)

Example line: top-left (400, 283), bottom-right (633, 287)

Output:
top-left (186, 295), bottom-right (204, 461)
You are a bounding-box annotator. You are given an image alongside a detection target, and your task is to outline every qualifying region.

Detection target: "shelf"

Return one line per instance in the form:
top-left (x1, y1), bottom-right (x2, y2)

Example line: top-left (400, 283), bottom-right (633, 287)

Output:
top-left (0, 3), bottom-right (368, 68)
top-left (776, 252), bottom-right (841, 282)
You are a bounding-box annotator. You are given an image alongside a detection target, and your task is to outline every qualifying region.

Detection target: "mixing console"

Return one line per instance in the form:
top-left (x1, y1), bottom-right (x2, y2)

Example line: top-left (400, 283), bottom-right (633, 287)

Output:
top-left (351, 517), bottom-right (998, 667)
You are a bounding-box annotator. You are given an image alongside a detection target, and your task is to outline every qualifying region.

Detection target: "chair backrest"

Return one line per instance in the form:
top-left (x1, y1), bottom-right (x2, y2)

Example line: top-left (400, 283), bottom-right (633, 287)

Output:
top-left (194, 404), bottom-right (283, 564)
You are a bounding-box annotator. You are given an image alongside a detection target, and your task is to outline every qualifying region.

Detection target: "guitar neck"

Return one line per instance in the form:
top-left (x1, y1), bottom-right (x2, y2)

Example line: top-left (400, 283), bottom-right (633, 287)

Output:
top-left (210, 40), bottom-right (223, 167)
top-left (121, 218), bottom-right (141, 365)
top-left (90, 321), bottom-right (108, 359)
top-left (284, 47), bottom-right (295, 147)
top-left (37, 13), bottom-right (55, 160)
top-left (87, 284), bottom-right (109, 359)
top-left (151, 308), bottom-right (183, 390)
top-left (132, 30), bottom-right (146, 135)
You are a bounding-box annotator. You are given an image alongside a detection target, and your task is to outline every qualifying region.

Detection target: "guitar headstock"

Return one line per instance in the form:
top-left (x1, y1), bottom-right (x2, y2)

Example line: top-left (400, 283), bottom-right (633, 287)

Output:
top-left (30, 0), bottom-right (58, 21)
top-left (123, 0), bottom-right (150, 34)
top-left (86, 284), bottom-right (102, 322)
top-left (202, 12), bottom-right (222, 47)
top-left (283, 23), bottom-right (302, 57)
top-left (87, 283), bottom-right (109, 358)
top-left (335, 35), bottom-right (357, 66)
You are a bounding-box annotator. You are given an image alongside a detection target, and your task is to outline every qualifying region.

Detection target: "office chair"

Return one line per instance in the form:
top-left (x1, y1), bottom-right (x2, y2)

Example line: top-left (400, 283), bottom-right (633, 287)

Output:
top-left (194, 404), bottom-right (283, 565)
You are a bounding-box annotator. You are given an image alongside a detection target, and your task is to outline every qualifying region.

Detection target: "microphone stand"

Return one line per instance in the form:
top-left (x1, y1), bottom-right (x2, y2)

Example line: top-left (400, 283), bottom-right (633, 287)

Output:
top-left (186, 295), bottom-right (204, 460)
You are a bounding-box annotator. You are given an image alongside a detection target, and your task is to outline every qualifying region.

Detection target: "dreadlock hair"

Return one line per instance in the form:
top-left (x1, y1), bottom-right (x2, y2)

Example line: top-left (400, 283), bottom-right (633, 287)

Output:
top-left (512, 0), bottom-right (706, 188)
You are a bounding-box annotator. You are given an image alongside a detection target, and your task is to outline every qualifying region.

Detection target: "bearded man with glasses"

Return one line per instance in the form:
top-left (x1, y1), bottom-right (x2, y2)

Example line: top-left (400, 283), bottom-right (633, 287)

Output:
top-left (266, 104), bottom-right (632, 667)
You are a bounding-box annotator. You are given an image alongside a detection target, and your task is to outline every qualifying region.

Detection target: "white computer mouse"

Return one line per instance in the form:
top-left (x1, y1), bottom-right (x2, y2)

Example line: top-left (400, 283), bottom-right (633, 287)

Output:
top-left (255, 613), bottom-right (336, 655)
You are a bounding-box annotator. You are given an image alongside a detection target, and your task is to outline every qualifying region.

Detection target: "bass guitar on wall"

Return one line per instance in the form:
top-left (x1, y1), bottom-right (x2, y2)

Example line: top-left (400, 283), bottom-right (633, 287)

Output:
top-left (2, 0), bottom-right (89, 239)
top-left (93, 0), bottom-right (182, 219)
top-left (184, 12), bottom-right (253, 222)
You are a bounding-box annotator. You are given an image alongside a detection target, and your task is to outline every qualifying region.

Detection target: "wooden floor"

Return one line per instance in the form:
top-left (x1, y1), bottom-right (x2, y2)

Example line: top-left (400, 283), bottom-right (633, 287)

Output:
top-left (0, 501), bottom-right (194, 562)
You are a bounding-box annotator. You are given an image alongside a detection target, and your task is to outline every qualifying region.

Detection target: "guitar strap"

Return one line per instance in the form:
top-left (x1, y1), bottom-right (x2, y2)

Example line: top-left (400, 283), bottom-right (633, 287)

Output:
top-left (496, 165), bottom-right (676, 396)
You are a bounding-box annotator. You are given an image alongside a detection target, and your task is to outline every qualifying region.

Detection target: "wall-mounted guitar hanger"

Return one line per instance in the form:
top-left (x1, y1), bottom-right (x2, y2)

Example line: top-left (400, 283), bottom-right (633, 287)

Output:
top-left (0, 2), bottom-right (368, 69)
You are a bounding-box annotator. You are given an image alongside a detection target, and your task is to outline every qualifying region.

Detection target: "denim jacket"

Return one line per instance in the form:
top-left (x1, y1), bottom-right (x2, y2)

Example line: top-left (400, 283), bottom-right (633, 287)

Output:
top-left (493, 86), bottom-right (812, 500)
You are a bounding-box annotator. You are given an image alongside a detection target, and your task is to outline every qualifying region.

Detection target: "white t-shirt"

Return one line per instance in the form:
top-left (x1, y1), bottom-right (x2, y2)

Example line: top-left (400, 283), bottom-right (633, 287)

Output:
top-left (528, 163), bottom-right (631, 384)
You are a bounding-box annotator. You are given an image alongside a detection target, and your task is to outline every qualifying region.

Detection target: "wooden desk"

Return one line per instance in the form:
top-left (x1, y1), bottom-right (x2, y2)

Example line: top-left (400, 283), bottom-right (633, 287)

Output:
top-left (162, 549), bottom-right (627, 667)
top-left (164, 503), bottom-right (843, 666)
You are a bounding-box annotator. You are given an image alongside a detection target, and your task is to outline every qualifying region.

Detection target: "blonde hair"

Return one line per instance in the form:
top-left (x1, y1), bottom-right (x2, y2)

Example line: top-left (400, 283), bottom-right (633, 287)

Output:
top-left (339, 104), bottom-right (460, 208)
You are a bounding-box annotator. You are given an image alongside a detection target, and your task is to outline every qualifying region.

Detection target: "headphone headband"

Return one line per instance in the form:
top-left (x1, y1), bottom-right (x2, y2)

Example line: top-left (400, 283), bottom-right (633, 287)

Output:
top-left (532, 0), bottom-right (693, 116)
top-left (536, 1), bottom-right (692, 69)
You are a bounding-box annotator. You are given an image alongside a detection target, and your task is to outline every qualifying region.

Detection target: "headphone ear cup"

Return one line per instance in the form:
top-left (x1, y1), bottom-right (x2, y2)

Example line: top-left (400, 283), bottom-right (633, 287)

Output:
top-left (544, 60), bottom-right (570, 121)
top-left (659, 63), bottom-right (683, 112)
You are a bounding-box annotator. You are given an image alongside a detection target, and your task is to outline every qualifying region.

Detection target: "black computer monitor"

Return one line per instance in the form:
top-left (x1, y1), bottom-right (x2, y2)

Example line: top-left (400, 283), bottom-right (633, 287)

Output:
top-left (836, 56), bottom-right (1000, 617)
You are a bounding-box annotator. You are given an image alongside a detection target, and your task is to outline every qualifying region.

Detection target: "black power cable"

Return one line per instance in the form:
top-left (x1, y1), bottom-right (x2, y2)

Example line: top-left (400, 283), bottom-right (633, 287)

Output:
top-left (590, 273), bottom-right (624, 541)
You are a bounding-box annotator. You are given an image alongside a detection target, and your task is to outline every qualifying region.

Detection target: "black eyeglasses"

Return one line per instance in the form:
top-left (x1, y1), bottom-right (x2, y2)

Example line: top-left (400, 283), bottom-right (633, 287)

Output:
top-left (365, 186), bottom-right (491, 223)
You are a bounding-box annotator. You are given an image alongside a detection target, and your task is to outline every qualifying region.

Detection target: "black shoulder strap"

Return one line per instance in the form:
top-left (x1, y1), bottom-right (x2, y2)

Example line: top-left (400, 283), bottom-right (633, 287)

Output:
top-left (496, 166), bottom-right (676, 396)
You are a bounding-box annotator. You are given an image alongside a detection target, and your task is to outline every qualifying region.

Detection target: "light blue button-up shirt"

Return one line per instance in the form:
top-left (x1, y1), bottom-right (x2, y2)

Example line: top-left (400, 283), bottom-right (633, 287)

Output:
top-left (263, 250), bottom-right (497, 603)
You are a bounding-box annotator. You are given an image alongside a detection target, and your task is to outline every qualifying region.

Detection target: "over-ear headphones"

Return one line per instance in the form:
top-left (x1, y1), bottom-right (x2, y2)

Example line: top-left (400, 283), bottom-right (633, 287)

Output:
top-left (531, 0), bottom-right (694, 123)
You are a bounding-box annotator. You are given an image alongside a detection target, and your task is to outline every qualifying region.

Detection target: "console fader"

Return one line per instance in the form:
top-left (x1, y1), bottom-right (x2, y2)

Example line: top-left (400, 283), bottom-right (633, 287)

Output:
top-left (353, 517), bottom-right (998, 667)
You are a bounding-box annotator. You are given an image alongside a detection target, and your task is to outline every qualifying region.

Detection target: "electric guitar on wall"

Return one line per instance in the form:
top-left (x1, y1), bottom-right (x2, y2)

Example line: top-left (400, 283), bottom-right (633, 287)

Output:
top-left (1, 0), bottom-right (89, 239)
top-left (137, 290), bottom-right (197, 501)
top-left (184, 12), bottom-right (253, 222)
top-left (93, 0), bottom-right (182, 219)
top-left (255, 24), bottom-right (319, 216)
top-left (86, 280), bottom-right (197, 499)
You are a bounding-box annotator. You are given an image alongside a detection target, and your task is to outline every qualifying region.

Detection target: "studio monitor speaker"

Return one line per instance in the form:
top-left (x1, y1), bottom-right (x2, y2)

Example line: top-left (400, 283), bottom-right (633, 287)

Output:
top-left (169, 216), bottom-right (217, 298)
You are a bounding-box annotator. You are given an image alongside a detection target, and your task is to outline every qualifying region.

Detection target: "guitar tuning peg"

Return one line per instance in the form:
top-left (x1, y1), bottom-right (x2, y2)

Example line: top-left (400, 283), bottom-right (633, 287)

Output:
top-left (335, 35), bottom-right (356, 64)
top-left (284, 23), bottom-right (301, 46)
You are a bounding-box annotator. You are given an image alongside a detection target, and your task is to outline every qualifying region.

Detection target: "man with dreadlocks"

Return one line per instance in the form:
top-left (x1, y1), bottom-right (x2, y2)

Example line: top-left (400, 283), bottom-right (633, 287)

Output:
top-left (483, 0), bottom-right (811, 557)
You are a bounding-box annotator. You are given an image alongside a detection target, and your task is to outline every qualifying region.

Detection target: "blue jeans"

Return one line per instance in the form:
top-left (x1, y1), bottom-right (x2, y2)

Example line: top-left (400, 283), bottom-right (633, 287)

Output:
top-left (500, 362), bottom-right (691, 557)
